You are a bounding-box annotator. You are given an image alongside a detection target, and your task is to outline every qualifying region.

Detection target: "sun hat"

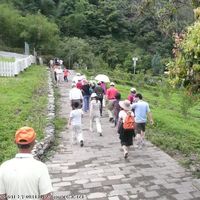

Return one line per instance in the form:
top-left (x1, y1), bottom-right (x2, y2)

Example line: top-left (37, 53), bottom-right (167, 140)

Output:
top-left (15, 126), bottom-right (36, 144)
top-left (91, 93), bottom-right (97, 98)
top-left (130, 87), bottom-right (136, 92)
top-left (110, 82), bottom-right (115, 86)
top-left (119, 100), bottom-right (132, 111)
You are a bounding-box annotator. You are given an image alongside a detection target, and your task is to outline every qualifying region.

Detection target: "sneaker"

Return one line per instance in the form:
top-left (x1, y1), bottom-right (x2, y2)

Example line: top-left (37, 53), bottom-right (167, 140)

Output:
top-left (124, 152), bottom-right (128, 159)
top-left (109, 117), bottom-right (113, 122)
top-left (80, 140), bottom-right (84, 147)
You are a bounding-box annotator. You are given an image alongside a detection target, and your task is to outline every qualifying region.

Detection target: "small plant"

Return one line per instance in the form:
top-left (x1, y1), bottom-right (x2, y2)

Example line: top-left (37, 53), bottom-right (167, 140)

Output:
top-left (179, 89), bottom-right (197, 117)
top-left (160, 79), bottom-right (173, 103)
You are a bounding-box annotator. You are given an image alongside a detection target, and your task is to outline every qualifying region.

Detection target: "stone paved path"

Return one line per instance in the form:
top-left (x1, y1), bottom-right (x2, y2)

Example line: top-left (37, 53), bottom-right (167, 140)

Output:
top-left (46, 72), bottom-right (200, 200)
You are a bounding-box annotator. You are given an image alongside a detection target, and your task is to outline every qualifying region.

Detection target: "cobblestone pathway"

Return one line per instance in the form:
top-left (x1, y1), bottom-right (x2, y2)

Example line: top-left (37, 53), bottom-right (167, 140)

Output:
top-left (46, 72), bottom-right (200, 200)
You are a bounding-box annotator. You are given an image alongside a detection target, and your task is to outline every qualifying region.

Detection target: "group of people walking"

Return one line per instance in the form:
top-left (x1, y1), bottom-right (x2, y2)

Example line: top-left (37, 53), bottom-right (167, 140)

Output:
top-left (68, 74), bottom-right (154, 159)
top-left (68, 78), bottom-right (106, 147)
top-left (50, 58), bottom-right (71, 86)
top-left (0, 71), bottom-right (154, 199)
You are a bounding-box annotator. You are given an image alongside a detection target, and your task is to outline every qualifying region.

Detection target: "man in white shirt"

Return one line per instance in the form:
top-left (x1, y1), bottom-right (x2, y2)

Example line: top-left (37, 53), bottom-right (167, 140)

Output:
top-left (0, 127), bottom-right (53, 200)
top-left (69, 83), bottom-right (83, 109)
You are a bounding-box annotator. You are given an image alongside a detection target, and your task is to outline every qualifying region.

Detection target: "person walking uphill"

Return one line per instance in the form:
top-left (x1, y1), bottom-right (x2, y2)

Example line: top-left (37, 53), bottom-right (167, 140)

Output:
top-left (0, 127), bottom-right (53, 200)
top-left (131, 93), bottom-right (154, 149)
top-left (69, 83), bottom-right (83, 109)
top-left (118, 100), bottom-right (135, 159)
top-left (94, 81), bottom-right (104, 116)
top-left (106, 82), bottom-right (118, 122)
top-left (89, 93), bottom-right (102, 136)
top-left (68, 102), bottom-right (84, 147)
top-left (128, 87), bottom-right (137, 104)
top-left (81, 80), bottom-right (91, 113)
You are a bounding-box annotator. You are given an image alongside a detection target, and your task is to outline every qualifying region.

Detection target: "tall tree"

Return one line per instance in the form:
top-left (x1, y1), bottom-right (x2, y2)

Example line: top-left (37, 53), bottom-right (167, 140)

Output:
top-left (19, 14), bottom-right (59, 54)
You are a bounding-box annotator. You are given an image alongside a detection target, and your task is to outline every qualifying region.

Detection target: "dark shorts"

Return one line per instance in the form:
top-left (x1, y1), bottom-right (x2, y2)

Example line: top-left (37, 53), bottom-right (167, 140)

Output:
top-left (135, 123), bottom-right (146, 134)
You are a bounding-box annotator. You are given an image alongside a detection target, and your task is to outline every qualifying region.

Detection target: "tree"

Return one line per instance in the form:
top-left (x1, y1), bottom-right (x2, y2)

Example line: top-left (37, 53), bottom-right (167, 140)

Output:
top-left (151, 52), bottom-right (164, 75)
top-left (57, 37), bottom-right (95, 68)
top-left (19, 14), bottom-right (59, 54)
top-left (168, 22), bottom-right (200, 93)
top-left (0, 4), bottom-right (22, 47)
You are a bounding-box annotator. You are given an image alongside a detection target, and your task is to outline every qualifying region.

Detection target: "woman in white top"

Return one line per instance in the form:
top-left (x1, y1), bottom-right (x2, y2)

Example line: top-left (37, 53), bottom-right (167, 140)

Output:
top-left (89, 93), bottom-right (102, 136)
top-left (118, 100), bottom-right (135, 158)
top-left (55, 65), bottom-right (63, 84)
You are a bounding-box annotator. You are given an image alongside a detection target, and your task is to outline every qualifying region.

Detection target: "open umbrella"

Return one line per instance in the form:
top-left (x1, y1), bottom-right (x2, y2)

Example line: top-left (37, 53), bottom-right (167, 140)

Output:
top-left (95, 74), bottom-right (110, 83)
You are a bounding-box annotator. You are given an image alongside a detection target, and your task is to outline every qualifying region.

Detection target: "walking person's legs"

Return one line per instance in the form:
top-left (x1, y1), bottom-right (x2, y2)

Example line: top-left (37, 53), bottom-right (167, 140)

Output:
top-left (83, 96), bottom-right (87, 112)
top-left (56, 74), bottom-right (60, 85)
top-left (90, 117), bottom-right (94, 132)
top-left (95, 117), bottom-right (102, 136)
top-left (122, 145), bottom-right (128, 158)
top-left (135, 123), bottom-right (146, 148)
top-left (75, 125), bottom-right (84, 147)
top-left (54, 71), bottom-right (57, 84)
top-left (140, 129), bottom-right (146, 146)
top-left (114, 115), bottom-right (119, 127)
top-left (107, 100), bottom-right (114, 122)
top-left (71, 125), bottom-right (77, 145)
top-left (99, 98), bottom-right (103, 116)
top-left (86, 95), bottom-right (90, 112)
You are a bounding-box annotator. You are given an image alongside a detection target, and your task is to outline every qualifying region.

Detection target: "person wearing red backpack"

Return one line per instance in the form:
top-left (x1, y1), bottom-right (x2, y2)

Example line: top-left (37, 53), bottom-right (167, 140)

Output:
top-left (117, 100), bottom-right (135, 159)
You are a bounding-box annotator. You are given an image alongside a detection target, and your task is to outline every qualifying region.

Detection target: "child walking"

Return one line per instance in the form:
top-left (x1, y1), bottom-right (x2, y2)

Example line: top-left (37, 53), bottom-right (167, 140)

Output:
top-left (68, 102), bottom-right (84, 147)
top-left (89, 93), bottom-right (103, 136)
top-left (63, 68), bottom-right (70, 82)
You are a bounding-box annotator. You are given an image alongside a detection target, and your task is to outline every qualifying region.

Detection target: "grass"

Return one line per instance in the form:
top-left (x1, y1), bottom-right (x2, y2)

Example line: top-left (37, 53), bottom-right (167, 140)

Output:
top-left (0, 65), bottom-right (49, 164)
top-left (117, 83), bottom-right (200, 153)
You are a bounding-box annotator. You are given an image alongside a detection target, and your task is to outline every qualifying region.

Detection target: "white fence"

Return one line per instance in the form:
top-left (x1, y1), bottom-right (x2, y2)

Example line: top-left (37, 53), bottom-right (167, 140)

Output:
top-left (0, 52), bottom-right (36, 77)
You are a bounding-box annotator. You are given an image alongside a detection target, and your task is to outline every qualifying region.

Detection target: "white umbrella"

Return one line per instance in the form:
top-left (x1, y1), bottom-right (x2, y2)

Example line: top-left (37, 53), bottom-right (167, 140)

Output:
top-left (95, 74), bottom-right (110, 83)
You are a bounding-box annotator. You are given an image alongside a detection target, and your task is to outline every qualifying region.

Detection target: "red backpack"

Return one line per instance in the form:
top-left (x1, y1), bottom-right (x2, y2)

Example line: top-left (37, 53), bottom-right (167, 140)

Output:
top-left (123, 111), bottom-right (135, 130)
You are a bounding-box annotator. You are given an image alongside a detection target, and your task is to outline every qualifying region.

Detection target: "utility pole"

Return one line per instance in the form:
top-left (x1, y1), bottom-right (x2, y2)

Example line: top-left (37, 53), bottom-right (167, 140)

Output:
top-left (132, 57), bottom-right (138, 74)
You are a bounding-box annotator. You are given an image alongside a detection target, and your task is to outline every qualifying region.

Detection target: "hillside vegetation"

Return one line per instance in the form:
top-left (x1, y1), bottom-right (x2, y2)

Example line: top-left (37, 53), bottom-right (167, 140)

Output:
top-left (0, 66), bottom-right (48, 163)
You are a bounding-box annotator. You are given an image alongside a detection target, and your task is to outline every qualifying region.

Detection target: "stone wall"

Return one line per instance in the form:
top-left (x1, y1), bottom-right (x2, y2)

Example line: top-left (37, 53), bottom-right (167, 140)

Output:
top-left (32, 69), bottom-right (55, 159)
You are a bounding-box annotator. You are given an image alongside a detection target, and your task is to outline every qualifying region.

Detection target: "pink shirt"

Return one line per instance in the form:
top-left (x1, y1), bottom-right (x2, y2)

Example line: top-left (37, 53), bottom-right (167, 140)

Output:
top-left (106, 87), bottom-right (118, 100)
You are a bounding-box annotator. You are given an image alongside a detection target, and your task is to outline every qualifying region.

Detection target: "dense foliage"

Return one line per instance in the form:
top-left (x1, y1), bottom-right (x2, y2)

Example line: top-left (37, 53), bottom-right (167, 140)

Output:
top-left (0, 0), bottom-right (194, 73)
top-left (168, 21), bottom-right (200, 93)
